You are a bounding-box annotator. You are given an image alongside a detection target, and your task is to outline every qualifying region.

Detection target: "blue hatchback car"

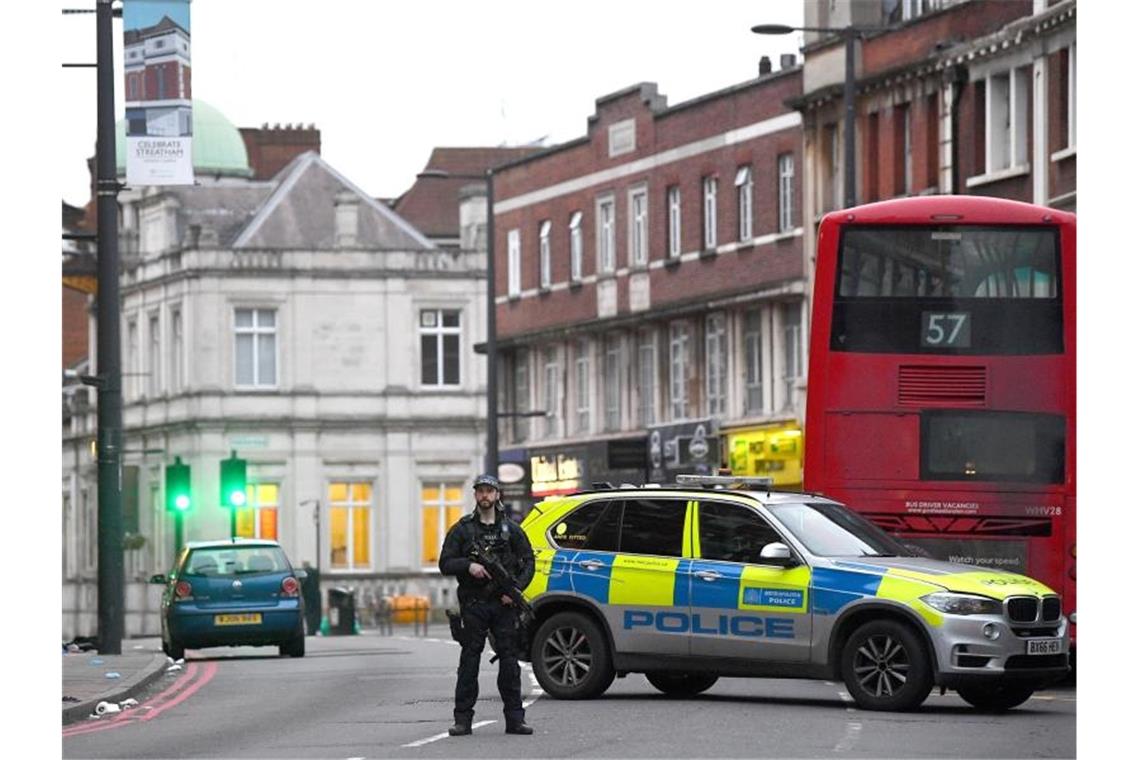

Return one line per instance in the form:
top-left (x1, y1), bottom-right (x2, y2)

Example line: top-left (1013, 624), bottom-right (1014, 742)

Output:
top-left (150, 539), bottom-right (306, 659)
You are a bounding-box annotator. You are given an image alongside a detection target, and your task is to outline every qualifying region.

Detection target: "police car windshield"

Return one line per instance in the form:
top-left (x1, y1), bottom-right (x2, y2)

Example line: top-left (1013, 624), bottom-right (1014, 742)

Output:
top-left (767, 502), bottom-right (913, 558)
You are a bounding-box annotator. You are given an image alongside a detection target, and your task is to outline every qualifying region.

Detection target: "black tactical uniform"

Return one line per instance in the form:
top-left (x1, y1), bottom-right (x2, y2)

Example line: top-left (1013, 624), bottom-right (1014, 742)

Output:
top-left (438, 478), bottom-right (535, 735)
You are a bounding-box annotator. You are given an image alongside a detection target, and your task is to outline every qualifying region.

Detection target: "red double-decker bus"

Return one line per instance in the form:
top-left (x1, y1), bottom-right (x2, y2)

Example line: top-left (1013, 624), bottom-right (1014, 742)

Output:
top-left (803, 196), bottom-right (1076, 647)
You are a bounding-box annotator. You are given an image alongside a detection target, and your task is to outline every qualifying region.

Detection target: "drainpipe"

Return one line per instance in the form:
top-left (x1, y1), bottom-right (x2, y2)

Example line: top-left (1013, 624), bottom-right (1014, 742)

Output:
top-left (950, 65), bottom-right (968, 194)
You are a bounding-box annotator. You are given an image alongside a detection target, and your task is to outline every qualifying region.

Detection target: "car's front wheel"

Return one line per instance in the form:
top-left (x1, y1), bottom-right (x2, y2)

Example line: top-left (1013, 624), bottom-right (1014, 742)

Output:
top-left (646, 672), bottom-right (719, 697)
top-left (840, 619), bottom-right (933, 711)
top-left (957, 683), bottom-right (1035, 712)
top-left (531, 611), bottom-right (614, 699)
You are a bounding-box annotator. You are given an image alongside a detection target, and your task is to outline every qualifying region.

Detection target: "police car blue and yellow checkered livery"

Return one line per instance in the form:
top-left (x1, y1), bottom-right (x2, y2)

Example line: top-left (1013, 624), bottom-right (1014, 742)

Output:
top-left (518, 476), bottom-right (1068, 712)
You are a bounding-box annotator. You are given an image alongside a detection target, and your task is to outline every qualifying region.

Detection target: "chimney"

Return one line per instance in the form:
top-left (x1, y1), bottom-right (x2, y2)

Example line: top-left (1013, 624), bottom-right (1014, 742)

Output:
top-left (758, 56), bottom-right (772, 76)
top-left (780, 53), bottom-right (797, 70)
top-left (334, 190), bottom-right (359, 248)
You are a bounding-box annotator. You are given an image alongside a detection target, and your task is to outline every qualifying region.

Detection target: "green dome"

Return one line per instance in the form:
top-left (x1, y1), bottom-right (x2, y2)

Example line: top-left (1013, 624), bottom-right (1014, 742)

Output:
top-left (116, 99), bottom-right (252, 178)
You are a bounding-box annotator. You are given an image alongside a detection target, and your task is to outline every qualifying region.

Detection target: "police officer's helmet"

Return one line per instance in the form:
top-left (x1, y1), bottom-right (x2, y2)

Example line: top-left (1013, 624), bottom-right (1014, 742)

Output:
top-left (473, 474), bottom-right (501, 491)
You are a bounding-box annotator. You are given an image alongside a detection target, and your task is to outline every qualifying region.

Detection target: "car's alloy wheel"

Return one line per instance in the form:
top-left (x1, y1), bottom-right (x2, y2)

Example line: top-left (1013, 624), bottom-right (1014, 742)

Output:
top-left (531, 611), bottom-right (614, 699)
top-left (841, 620), bottom-right (932, 711)
top-left (957, 683), bottom-right (1035, 712)
top-left (646, 672), bottom-right (719, 697)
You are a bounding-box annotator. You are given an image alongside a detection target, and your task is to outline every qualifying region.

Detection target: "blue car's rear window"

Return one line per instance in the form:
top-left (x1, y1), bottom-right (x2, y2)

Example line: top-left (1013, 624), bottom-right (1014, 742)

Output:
top-left (183, 546), bottom-right (290, 577)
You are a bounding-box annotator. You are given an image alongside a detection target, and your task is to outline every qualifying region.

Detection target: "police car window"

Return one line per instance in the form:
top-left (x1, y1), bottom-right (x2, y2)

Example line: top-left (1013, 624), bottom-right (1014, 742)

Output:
top-left (698, 500), bottom-right (782, 564)
top-left (767, 502), bottom-right (912, 558)
top-left (619, 499), bottom-right (686, 557)
top-left (551, 500), bottom-right (621, 552)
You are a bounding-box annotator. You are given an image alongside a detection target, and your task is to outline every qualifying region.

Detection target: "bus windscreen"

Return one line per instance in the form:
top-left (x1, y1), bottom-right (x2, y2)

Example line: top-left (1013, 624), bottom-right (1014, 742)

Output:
top-left (832, 226), bottom-right (1062, 355)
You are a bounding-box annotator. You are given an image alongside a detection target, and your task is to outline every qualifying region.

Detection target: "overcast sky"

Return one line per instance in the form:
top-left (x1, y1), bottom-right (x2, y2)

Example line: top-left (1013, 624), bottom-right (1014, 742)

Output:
top-left (59, 0), bottom-right (806, 206)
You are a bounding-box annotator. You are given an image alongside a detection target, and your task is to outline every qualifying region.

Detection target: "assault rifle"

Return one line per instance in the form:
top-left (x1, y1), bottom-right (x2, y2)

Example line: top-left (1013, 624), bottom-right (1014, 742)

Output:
top-left (468, 541), bottom-right (535, 662)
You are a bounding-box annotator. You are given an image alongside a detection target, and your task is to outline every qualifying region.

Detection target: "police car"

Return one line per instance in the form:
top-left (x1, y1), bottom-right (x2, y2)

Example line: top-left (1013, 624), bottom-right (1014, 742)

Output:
top-left (518, 476), bottom-right (1069, 712)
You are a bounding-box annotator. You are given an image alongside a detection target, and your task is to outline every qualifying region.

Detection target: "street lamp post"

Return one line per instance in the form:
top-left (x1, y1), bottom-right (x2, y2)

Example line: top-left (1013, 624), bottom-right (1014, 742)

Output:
top-left (752, 22), bottom-right (877, 209)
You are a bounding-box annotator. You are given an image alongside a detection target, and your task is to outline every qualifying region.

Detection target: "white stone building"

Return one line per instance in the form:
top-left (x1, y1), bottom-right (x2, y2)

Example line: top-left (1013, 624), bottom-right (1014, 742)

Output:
top-left (62, 103), bottom-right (489, 638)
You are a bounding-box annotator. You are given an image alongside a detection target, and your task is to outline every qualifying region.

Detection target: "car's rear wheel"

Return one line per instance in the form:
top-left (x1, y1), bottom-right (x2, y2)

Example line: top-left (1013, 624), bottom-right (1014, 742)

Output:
top-left (162, 639), bottom-right (185, 661)
top-left (840, 619), bottom-right (933, 711)
top-left (280, 633), bottom-right (305, 658)
top-left (646, 672), bottom-right (719, 697)
top-left (531, 611), bottom-right (614, 699)
top-left (957, 683), bottom-right (1035, 712)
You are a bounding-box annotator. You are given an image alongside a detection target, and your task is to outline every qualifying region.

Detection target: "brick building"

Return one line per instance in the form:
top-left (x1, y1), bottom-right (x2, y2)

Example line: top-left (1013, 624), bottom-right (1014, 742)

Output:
top-left (488, 67), bottom-right (807, 513)
top-left (794, 0), bottom-right (1076, 296)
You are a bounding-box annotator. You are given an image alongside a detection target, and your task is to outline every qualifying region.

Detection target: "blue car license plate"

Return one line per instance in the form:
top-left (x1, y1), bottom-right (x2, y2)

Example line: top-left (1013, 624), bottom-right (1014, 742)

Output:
top-left (215, 613), bottom-right (262, 626)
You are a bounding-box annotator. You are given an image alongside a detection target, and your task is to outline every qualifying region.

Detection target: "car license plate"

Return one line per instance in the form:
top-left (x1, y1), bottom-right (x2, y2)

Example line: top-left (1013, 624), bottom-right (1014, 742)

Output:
top-left (1026, 638), bottom-right (1062, 655)
top-left (214, 613), bottom-right (262, 626)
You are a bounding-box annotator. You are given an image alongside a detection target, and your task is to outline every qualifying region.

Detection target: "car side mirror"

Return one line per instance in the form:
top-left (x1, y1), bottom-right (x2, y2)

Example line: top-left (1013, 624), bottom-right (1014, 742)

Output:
top-left (294, 569), bottom-right (308, 580)
top-left (759, 542), bottom-right (799, 567)
top-left (148, 573), bottom-right (168, 584)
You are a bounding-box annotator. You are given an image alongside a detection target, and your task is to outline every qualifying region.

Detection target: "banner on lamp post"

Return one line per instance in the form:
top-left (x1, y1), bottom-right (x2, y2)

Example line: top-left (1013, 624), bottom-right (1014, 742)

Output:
top-left (123, 0), bottom-right (194, 186)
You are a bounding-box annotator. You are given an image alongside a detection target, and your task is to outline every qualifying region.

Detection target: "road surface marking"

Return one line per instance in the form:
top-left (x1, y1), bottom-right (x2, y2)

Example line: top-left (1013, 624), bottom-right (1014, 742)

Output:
top-left (402, 720), bottom-right (496, 747)
top-left (834, 722), bottom-right (863, 752)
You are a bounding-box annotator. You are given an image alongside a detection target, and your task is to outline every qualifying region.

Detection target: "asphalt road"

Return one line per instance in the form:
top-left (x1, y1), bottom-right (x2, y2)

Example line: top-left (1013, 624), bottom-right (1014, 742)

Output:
top-left (63, 632), bottom-right (1076, 759)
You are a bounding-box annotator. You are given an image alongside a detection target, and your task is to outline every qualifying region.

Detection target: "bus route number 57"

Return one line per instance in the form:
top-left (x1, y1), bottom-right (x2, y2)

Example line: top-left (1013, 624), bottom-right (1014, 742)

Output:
top-left (921, 311), bottom-right (971, 348)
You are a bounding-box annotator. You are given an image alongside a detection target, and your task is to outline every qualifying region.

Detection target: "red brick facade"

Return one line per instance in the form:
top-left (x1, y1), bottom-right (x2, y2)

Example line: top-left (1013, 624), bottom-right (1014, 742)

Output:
top-left (240, 125), bottom-right (322, 180)
top-left (493, 72), bottom-right (804, 341)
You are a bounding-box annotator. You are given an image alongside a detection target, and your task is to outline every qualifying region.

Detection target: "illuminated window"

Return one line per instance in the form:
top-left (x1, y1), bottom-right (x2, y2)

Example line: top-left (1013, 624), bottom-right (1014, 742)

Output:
top-left (235, 483), bottom-right (279, 540)
top-left (329, 482), bottom-right (372, 570)
top-left (422, 483), bottom-right (465, 566)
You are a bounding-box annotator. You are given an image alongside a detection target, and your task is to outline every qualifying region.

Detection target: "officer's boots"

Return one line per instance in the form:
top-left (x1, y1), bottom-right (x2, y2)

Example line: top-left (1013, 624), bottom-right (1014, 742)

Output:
top-left (505, 721), bottom-right (534, 735)
top-left (448, 720), bottom-right (472, 736)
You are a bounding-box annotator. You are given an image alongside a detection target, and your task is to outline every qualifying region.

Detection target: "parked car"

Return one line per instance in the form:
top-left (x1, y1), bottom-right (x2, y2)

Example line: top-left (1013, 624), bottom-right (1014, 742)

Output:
top-left (150, 539), bottom-right (306, 659)
top-left (519, 475), bottom-right (1069, 712)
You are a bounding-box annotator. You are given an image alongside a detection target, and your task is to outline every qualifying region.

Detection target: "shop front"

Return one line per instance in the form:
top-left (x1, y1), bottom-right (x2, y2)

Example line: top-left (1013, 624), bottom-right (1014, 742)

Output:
top-left (647, 418), bottom-right (721, 484)
top-left (521, 436), bottom-right (648, 512)
top-left (722, 420), bottom-right (804, 489)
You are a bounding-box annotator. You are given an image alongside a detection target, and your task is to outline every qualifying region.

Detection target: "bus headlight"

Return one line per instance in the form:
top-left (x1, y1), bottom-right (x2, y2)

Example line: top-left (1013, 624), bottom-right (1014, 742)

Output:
top-left (921, 592), bottom-right (1002, 616)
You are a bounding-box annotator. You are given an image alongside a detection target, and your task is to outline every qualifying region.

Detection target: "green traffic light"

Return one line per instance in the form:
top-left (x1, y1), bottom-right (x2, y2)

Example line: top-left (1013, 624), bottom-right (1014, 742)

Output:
top-left (220, 451), bottom-right (248, 509)
top-left (175, 494), bottom-right (190, 510)
top-left (228, 489), bottom-right (247, 507)
top-left (165, 457), bottom-right (192, 513)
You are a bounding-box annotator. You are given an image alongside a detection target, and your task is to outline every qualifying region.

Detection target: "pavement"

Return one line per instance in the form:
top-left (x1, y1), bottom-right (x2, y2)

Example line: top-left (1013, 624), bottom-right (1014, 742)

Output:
top-left (62, 643), bottom-right (170, 726)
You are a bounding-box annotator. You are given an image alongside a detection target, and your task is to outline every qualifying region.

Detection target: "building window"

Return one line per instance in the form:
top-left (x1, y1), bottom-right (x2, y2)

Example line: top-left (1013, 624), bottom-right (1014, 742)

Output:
top-left (705, 313), bottom-right (727, 417)
top-left (1061, 44), bottom-right (1076, 149)
top-left (669, 321), bottom-right (690, 420)
top-left (329, 482), bottom-right (372, 570)
top-left (513, 349), bottom-right (530, 442)
top-left (603, 334), bottom-right (622, 431)
top-left (569, 211), bottom-right (583, 281)
top-left (507, 228), bottom-right (521, 297)
top-left (783, 302), bottom-right (804, 409)
top-left (127, 318), bottom-right (138, 400)
top-left (667, 186), bottom-right (681, 259)
top-left (865, 113), bottom-right (880, 202)
top-left (128, 75), bottom-right (139, 100)
top-left (236, 483), bottom-right (279, 540)
top-left (543, 346), bottom-right (561, 437)
top-left (234, 308), bottom-right (277, 388)
top-left (985, 67), bottom-right (1029, 173)
top-left (419, 309), bottom-right (461, 386)
top-left (597, 196), bottom-right (616, 273)
top-left (743, 309), bottom-right (764, 415)
top-left (735, 166), bottom-right (753, 241)
top-left (824, 123), bottom-right (841, 212)
top-left (778, 154), bottom-right (795, 232)
top-left (574, 338), bottom-right (591, 434)
top-left (895, 103), bottom-right (912, 195)
top-left (636, 329), bottom-right (657, 427)
top-left (169, 306), bottom-right (183, 392)
top-left (702, 176), bottom-right (718, 250)
top-left (539, 220), bottom-right (552, 289)
top-left (422, 483), bottom-right (464, 566)
top-left (629, 187), bottom-right (648, 267)
top-left (147, 311), bottom-right (161, 397)
top-left (926, 94), bottom-right (939, 189)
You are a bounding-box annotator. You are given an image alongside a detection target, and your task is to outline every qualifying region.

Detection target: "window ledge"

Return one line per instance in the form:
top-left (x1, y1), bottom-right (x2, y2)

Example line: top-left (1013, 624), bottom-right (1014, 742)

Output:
top-left (538, 285), bottom-right (552, 296)
top-left (1050, 145), bottom-right (1077, 163)
top-left (628, 263), bottom-right (649, 274)
top-left (773, 230), bottom-right (798, 242)
top-left (507, 292), bottom-right (521, 302)
top-left (664, 256), bottom-right (682, 269)
top-left (699, 248), bottom-right (718, 259)
top-left (965, 163), bottom-right (1030, 188)
top-left (568, 279), bottom-right (583, 290)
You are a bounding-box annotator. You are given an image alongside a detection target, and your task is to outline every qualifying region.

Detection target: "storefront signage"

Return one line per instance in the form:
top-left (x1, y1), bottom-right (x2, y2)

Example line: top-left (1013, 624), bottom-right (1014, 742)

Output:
top-left (725, 423), bottom-right (804, 488)
top-left (530, 454), bottom-right (583, 497)
top-left (648, 419), bottom-right (720, 483)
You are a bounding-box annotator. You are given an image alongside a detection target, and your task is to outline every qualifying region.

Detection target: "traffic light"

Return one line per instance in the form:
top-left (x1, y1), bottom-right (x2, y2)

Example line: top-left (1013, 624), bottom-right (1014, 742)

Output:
top-left (165, 457), bottom-right (192, 512)
top-left (220, 451), bottom-right (247, 508)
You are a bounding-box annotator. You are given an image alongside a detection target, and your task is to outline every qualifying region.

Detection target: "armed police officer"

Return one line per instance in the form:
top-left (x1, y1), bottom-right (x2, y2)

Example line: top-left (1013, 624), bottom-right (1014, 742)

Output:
top-left (438, 474), bottom-right (536, 736)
